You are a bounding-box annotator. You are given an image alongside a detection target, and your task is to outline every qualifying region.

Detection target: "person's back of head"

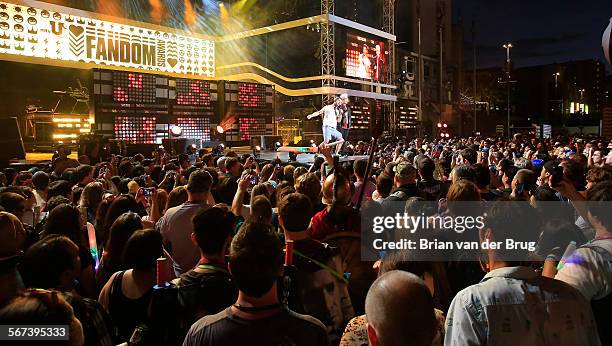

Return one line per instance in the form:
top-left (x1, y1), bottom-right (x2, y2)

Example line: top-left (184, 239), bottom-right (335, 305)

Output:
top-left (376, 174), bottom-right (393, 198)
top-left (229, 222), bottom-right (282, 298)
top-left (295, 173), bottom-right (322, 208)
top-left (48, 180), bottom-right (72, 200)
top-left (166, 186), bottom-right (188, 211)
top-left (460, 147), bottom-right (477, 165)
top-left (192, 207), bottom-right (236, 256)
top-left (293, 166), bottom-right (308, 182)
top-left (249, 195), bottom-right (272, 223)
top-left (365, 270), bottom-right (436, 346)
top-left (44, 204), bottom-right (82, 246)
top-left (417, 157), bottom-right (435, 179)
top-left (0, 192), bottom-right (26, 220)
top-left (187, 170), bottom-right (213, 195)
top-left (484, 201), bottom-right (539, 261)
top-left (74, 165), bottom-right (93, 184)
top-left (451, 165), bottom-right (476, 184)
top-left (473, 163), bottom-right (491, 189)
top-left (513, 169), bottom-right (537, 197)
top-left (560, 159), bottom-right (585, 188)
top-left (0, 288), bottom-right (84, 346)
top-left (586, 180), bottom-right (612, 233)
top-left (586, 166), bottom-right (612, 188)
top-left (278, 193), bottom-right (313, 233)
top-left (122, 229), bottom-right (163, 272)
top-left (20, 234), bottom-right (79, 290)
top-left (32, 171), bottom-right (50, 192)
top-left (105, 212), bottom-right (144, 268)
top-left (0, 211), bottom-right (25, 258)
top-left (353, 159), bottom-right (368, 179)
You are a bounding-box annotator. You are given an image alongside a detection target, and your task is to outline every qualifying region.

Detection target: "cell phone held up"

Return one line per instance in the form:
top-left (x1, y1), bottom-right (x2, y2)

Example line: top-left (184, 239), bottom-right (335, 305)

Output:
top-left (550, 165), bottom-right (564, 187)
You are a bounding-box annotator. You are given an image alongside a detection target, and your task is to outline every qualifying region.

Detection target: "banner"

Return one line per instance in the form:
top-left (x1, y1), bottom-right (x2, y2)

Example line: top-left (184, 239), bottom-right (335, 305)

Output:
top-left (0, 1), bottom-right (214, 76)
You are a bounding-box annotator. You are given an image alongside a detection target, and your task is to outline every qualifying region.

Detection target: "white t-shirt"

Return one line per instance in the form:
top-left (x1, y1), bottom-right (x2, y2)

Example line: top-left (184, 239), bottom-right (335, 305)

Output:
top-left (555, 238), bottom-right (612, 301)
top-left (321, 104), bottom-right (338, 128)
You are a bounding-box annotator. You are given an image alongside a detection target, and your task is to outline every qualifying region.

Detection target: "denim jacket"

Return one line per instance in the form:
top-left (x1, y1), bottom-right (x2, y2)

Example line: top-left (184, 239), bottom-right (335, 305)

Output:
top-left (444, 266), bottom-right (601, 346)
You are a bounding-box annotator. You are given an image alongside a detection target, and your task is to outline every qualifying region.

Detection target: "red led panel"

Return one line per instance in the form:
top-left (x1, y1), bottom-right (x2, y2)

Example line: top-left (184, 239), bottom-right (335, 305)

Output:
top-left (176, 117), bottom-right (211, 141)
top-left (238, 83), bottom-right (266, 108)
top-left (176, 79), bottom-right (211, 106)
top-left (114, 116), bottom-right (156, 144)
top-left (238, 117), bottom-right (267, 141)
top-left (113, 71), bottom-right (156, 103)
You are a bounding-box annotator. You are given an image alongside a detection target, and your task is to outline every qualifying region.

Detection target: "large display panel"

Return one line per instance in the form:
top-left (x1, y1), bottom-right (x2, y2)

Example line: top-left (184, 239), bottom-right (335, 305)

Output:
top-left (345, 32), bottom-right (388, 82)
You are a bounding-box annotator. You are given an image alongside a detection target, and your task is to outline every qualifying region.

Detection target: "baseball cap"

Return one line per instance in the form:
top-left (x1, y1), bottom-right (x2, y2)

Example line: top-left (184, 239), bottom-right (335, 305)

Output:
top-left (393, 162), bottom-right (417, 180)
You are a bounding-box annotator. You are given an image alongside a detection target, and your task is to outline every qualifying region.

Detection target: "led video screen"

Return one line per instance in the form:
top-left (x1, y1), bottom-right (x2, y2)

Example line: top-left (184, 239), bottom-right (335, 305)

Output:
top-left (345, 33), bottom-right (388, 82)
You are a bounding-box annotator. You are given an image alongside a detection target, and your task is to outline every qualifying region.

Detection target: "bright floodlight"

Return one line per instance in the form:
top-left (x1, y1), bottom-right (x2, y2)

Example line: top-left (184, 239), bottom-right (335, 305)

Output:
top-left (170, 125), bottom-right (183, 137)
top-left (437, 122), bottom-right (442, 128)
top-left (216, 125), bottom-right (225, 134)
top-left (255, 145), bottom-right (261, 151)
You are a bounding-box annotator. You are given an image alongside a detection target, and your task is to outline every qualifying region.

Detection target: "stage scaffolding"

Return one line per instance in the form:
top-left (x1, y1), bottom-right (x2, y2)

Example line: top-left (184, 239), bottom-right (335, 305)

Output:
top-left (321, 0), bottom-right (336, 106)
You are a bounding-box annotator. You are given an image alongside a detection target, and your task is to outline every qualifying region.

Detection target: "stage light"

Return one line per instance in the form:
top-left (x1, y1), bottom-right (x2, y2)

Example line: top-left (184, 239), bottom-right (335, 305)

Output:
top-left (437, 122), bottom-right (442, 128)
top-left (443, 123), bottom-right (448, 128)
top-left (170, 125), bottom-right (183, 137)
top-left (216, 125), bottom-right (225, 134)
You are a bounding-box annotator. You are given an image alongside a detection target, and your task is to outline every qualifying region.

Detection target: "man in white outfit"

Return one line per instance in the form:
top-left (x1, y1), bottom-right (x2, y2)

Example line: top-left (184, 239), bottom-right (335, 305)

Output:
top-left (307, 97), bottom-right (345, 155)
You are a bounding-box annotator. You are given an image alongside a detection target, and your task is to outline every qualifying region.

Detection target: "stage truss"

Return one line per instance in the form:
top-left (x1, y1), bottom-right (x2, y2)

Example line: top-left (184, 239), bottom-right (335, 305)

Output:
top-left (321, 0), bottom-right (336, 106)
top-left (383, 0), bottom-right (397, 134)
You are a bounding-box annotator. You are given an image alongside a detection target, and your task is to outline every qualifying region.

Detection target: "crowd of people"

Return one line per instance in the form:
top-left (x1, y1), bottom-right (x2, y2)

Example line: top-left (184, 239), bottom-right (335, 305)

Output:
top-left (0, 133), bottom-right (610, 346)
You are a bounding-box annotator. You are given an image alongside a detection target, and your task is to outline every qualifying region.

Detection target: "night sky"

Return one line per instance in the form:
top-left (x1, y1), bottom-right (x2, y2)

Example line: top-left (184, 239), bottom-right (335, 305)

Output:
top-left (454, 0), bottom-right (612, 72)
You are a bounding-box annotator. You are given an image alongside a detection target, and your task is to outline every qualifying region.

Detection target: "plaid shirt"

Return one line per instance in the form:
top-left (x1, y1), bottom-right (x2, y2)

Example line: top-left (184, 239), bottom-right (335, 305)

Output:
top-left (62, 292), bottom-right (115, 346)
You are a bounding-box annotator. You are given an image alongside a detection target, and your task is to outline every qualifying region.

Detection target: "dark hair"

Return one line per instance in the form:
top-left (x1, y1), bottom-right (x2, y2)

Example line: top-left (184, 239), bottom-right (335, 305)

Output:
top-left (353, 159), bottom-right (368, 178)
top-left (278, 193), bottom-right (313, 232)
top-left (32, 171), bottom-right (50, 191)
top-left (229, 222), bottom-right (283, 297)
top-left (376, 173), bottom-right (393, 197)
top-left (249, 195), bottom-right (272, 223)
top-left (193, 207), bottom-right (236, 255)
top-left (452, 165), bottom-right (476, 183)
top-left (100, 195), bottom-right (140, 246)
top-left (43, 204), bottom-right (83, 246)
top-left (586, 166), bottom-right (612, 185)
top-left (105, 212), bottom-right (144, 271)
top-left (0, 192), bottom-right (26, 216)
top-left (485, 201), bottom-right (540, 260)
top-left (122, 229), bottom-right (163, 271)
top-left (187, 170), bottom-right (213, 194)
top-left (20, 235), bottom-right (78, 289)
top-left (417, 158), bottom-right (436, 178)
top-left (460, 147), bottom-right (477, 165)
top-left (0, 288), bottom-right (77, 341)
top-left (473, 163), bottom-right (491, 188)
top-left (47, 180), bottom-right (72, 200)
top-left (178, 153), bottom-right (189, 164)
top-left (586, 180), bottom-right (612, 230)
top-left (165, 186), bottom-right (188, 211)
top-left (225, 157), bottom-right (240, 172)
top-left (74, 165), bottom-right (93, 183)
top-left (45, 196), bottom-right (71, 213)
top-left (71, 187), bottom-right (83, 205)
top-left (295, 173), bottom-right (322, 208)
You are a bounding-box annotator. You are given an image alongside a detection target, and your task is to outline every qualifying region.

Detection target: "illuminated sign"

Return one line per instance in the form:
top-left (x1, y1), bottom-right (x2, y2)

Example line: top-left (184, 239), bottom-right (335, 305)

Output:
top-left (0, 1), bottom-right (214, 76)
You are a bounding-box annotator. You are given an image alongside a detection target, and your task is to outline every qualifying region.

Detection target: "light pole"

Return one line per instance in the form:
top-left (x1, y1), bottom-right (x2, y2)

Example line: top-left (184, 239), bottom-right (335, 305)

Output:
top-left (501, 43), bottom-right (514, 138)
top-left (553, 72), bottom-right (560, 89)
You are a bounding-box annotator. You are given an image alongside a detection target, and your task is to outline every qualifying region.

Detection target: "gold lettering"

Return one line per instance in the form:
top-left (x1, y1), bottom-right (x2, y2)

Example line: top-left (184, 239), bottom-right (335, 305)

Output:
top-left (143, 44), bottom-right (156, 66)
top-left (95, 37), bottom-right (107, 60)
top-left (120, 41), bottom-right (130, 63)
top-left (86, 35), bottom-right (95, 59)
top-left (131, 43), bottom-right (142, 64)
top-left (107, 38), bottom-right (119, 62)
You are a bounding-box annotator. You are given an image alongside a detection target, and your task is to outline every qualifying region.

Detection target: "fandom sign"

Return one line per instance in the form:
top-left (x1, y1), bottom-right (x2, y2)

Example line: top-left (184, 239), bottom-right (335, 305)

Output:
top-left (0, 1), bottom-right (214, 76)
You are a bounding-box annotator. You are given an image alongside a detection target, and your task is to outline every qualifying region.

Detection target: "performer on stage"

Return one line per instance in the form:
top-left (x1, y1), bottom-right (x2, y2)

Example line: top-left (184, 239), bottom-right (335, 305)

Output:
top-left (356, 45), bottom-right (371, 79)
top-left (337, 94), bottom-right (351, 153)
top-left (373, 44), bottom-right (385, 82)
top-left (307, 97), bottom-right (345, 155)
